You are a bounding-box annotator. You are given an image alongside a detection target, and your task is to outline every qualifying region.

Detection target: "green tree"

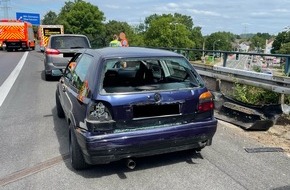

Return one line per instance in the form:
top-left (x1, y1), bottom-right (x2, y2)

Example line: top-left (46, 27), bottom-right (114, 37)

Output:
top-left (42, 11), bottom-right (58, 25)
top-left (129, 32), bottom-right (145, 47)
top-left (278, 42), bottom-right (290, 54)
top-left (144, 13), bottom-right (194, 48)
top-left (249, 33), bottom-right (272, 52)
top-left (144, 14), bottom-right (159, 31)
top-left (190, 26), bottom-right (204, 60)
top-left (145, 13), bottom-right (194, 31)
top-left (256, 32), bottom-right (272, 40)
top-left (191, 26), bottom-right (203, 49)
top-left (205, 32), bottom-right (234, 51)
top-left (172, 13), bottom-right (194, 30)
top-left (130, 24), bottom-right (146, 46)
top-left (133, 23), bottom-right (146, 34)
top-left (272, 31), bottom-right (290, 54)
top-left (56, 0), bottom-right (105, 48)
top-left (250, 35), bottom-right (265, 52)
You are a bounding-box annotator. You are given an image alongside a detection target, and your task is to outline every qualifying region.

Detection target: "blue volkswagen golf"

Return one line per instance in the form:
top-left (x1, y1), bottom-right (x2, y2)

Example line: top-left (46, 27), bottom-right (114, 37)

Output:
top-left (55, 47), bottom-right (217, 170)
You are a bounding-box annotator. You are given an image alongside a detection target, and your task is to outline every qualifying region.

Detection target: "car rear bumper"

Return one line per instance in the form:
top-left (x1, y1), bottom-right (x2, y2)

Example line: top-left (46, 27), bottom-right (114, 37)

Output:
top-left (44, 55), bottom-right (71, 74)
top-left (44, 62), bottom-right (67, 76)
top-left (75, 119), bottom-right (217, 165)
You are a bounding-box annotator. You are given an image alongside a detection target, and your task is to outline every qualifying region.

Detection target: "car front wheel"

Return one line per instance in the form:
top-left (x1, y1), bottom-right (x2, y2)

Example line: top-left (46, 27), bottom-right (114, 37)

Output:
top-left (69, 126), bottom-right (89, 170)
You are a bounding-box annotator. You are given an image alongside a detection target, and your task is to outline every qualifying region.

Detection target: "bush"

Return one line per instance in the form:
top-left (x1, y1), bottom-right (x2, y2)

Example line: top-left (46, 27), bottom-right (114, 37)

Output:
top-left (233, 83), bottom-right (280, 105)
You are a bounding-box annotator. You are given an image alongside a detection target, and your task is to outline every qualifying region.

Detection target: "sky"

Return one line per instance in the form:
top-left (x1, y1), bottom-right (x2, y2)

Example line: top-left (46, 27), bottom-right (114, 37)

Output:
top-left (2, 0), bottom-right (290, 35)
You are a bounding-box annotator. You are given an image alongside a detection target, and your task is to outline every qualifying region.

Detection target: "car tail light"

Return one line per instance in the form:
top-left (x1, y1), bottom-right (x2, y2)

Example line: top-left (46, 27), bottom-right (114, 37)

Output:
top-left (86, 102), bottom-right (114, 132)
top-left (87, 102), bottom-right (112, 121)
top-left (198, 91), bottom-right (214, 112)
top-left (45, 48), bottom-right (60, 55)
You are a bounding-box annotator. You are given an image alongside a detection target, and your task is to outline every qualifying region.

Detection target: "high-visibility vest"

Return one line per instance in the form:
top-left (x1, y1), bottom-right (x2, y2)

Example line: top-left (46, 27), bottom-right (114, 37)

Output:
top-left (109, 40), bottom-right (121, 47)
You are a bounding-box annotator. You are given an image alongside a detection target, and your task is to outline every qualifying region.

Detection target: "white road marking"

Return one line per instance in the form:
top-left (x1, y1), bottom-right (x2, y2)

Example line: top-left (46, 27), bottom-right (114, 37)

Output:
top-left (0, 52), bottom-right (29, 107)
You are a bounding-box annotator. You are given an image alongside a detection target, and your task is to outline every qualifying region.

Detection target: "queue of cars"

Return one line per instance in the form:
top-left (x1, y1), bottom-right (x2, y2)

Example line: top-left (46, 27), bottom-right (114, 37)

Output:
top-left (44, 34), bottom-right (217, 170)
top-left (43, 34), bottom-right (91, 80)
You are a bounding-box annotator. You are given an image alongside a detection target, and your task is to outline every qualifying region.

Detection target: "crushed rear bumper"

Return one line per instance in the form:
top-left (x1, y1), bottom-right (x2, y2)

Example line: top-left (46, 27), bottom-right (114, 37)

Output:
top-left (74, 119), bottom-right (217, 165)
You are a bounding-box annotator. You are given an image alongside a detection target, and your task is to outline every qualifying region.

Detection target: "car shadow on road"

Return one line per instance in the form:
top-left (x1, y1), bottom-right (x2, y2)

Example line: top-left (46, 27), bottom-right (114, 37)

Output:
top-left (272, 186), bottom-right (290, 190)
top-left (41, 70), bottom-right (61, 82)
top-left (51, 106), bottom-right (205, 179)
top-left (78, 150), bottom-right (205, 180)
top-left (51, 106), bottom-right (70, 163)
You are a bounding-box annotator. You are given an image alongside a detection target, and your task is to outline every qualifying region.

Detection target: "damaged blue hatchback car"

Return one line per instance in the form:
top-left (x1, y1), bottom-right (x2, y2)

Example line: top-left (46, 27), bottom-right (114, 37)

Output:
top-left (55, 47), bottom-right (217, 170)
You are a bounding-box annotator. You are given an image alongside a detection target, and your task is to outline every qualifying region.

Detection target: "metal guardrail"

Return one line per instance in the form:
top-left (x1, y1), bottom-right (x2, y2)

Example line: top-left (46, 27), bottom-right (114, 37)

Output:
top-left (159, 47), bottom-right (290, 130)
top-left (159, 47), bottom-right (290, 76)
top-left (157, 47), bottom-right (290, 94)
top-left (191, 63), bottom-right (290, 131)
top-left (192, 63), bottom-right (290, 95)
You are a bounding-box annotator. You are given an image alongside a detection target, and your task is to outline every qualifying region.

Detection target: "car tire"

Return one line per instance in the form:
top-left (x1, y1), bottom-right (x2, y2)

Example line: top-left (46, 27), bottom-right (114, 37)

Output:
top-left (55, 90), bottom-right (65, 118)
top-left (45, 73), bottom-right (51, 81)
top-left (193, 148), bottom-right (202, 152)
top-left (69, 127), bottom-right (89, 170)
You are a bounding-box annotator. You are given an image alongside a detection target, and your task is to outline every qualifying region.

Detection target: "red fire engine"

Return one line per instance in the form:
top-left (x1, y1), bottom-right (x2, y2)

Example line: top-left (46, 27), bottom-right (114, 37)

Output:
top-left (0, 19), bottom-right (35, 51)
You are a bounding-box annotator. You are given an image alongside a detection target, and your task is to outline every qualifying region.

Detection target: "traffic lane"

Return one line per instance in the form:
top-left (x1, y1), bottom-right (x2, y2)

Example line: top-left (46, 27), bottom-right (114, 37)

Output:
top-left (226, 55), bottom-right (247, 70)
top-left (0, 51), bottom-right (25, 85)
top-left (0, 50), bottom-right (68, 179)
top-left (1, 51), bottom-right (290, 189)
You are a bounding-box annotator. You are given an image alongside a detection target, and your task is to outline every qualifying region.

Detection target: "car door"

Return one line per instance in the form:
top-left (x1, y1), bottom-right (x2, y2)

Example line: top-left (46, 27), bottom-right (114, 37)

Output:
top-left (59, 53), bottom-right (83, 119)
top-left (64, 53), bottom-right (95, 125)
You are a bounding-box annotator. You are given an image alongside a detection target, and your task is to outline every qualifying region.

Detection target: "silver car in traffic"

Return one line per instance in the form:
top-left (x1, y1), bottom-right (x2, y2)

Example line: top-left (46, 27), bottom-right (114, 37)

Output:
top-left (43, 34), bottom-right (91, 80)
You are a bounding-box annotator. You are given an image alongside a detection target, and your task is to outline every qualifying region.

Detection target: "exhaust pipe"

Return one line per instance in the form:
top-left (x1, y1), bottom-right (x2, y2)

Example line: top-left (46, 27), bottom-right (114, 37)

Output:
top-left (126, 159), bottom-right (136, 170)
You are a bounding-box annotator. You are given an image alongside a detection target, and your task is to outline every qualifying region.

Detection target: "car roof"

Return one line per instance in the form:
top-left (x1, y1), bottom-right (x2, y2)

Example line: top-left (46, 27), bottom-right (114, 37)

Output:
top-left (84, 47), bottom-right (184, 59)
top-left (50, 34), bottom-right (88, 38)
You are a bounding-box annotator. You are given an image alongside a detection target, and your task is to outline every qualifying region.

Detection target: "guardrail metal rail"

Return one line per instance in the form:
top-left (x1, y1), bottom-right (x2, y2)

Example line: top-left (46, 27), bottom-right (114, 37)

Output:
top-left (159, 47), bottom-right (290, 130)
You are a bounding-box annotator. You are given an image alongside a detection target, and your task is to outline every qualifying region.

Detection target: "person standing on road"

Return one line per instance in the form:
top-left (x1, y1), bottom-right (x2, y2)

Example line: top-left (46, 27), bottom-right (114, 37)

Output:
top-left (109, 34), bottom-right (121, 47)
top-left (119, 32), bottom-right (129, 47)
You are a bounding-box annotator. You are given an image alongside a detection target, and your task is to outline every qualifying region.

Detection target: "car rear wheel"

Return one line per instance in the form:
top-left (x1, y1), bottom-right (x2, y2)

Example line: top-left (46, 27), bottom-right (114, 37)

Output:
top-left (55, 90), bottom-right (65, 118)
top-left (45, 73), bottom-right (51, 81)
top-left (69, 127), bottom-right (89, 170)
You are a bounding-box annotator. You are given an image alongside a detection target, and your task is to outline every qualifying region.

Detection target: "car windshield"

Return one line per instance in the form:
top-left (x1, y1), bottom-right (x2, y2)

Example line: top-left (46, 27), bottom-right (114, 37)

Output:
top-left (101, 57), bottom-right (204, 93)
top-left (51, 36), bottom-right (90, 49)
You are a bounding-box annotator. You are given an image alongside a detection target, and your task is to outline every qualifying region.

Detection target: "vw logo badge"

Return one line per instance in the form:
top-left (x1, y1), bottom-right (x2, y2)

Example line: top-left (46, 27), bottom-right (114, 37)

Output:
top-left (154, 93), bottom-right (161, 102)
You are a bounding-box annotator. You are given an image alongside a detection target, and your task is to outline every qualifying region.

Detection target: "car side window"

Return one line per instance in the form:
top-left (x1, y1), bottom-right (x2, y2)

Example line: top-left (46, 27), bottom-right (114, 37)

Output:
top-left (63, 53), bottom-right (82, 81)
top-left (71, 54), bottom-right (94, 90)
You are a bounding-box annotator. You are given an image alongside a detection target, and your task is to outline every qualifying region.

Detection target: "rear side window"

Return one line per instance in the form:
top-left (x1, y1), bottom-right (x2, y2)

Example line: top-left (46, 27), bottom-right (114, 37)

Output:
top-left (51, 36), bottom-right (90, 49)
top-left (63, 53), bottom-right (83, 81)
top-left (72, 54), bottom-right (94, 90)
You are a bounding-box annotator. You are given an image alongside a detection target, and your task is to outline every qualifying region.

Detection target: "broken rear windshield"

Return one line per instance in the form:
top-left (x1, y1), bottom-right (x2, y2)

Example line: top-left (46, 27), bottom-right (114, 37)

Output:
top-left (101, 57), bottom-right (204, 93)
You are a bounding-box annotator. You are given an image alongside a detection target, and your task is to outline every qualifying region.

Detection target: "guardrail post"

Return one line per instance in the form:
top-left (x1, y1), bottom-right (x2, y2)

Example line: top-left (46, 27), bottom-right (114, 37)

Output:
top-left (186, 50), bottom-right (190, 60)
top-left (279, 94), bottom-right (285, 104)
top-left (216, 79), bottom-right (221, 91)
top-left (223, 52), bottom-right (228, 67)
top-left (285, 57), bottom-right (290, 76)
